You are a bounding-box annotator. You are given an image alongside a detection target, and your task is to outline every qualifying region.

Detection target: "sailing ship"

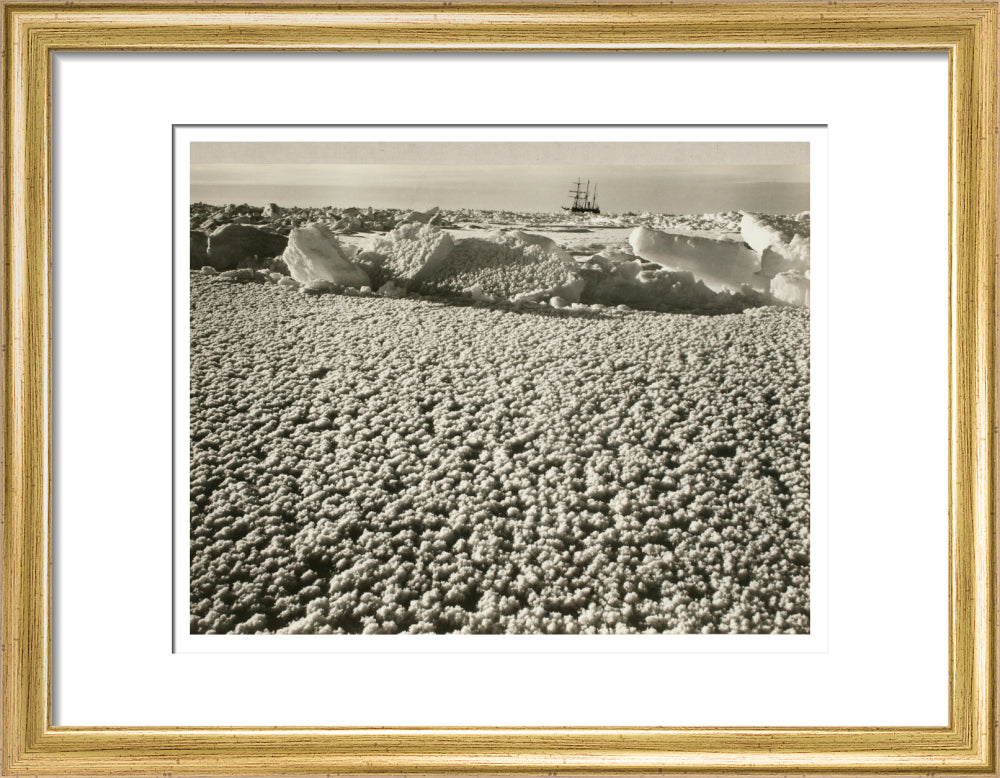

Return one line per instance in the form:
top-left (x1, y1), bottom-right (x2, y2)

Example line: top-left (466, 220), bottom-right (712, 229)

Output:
top-left (562, 178), bottom-right (600, 215)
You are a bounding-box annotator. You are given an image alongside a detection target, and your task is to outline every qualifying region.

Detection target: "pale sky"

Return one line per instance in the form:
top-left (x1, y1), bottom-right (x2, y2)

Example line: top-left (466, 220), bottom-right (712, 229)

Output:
top-left (190, 142), bottom-right (809, 214)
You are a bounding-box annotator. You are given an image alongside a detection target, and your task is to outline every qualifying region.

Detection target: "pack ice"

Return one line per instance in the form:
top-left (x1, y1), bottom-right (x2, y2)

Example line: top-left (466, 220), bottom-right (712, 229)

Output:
top-left (739, 212), bottom-right (810, 276)
top-left (282, 223), bottom-right (372, 288)
top-left (395, 206), bottom-right (442, 226)
top-left (629, 214), bottom-right (811, 306)
top-left (771, 272), bottom-right (810, 306)
top-left (628, 225), bottom-right (763, 292)
top-left (362, 223), bottom-right (455, 287)
top-left (503, 230), bottom-right (573, 262)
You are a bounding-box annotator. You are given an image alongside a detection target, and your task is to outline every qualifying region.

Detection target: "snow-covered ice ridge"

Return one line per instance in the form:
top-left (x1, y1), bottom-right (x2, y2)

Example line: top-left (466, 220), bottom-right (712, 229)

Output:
top-left (190, 275), bottom-right (809, 635)
top-left (190, 204), bottom-right (811, 311)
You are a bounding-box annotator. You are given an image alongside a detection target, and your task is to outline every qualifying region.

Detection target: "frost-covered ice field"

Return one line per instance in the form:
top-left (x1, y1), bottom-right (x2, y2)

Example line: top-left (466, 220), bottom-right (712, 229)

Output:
top-left (189, 275), bottom-right (810, 635)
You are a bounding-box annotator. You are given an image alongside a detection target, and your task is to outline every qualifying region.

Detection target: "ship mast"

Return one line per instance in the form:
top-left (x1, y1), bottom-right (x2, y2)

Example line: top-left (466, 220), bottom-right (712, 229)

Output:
top-left (563, 177), bottom-right (601, 214)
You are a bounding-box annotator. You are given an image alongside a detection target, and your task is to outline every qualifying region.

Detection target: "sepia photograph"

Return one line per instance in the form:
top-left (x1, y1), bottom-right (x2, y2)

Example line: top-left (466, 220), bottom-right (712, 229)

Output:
top-left (186, 140), bottom-right (811, 636)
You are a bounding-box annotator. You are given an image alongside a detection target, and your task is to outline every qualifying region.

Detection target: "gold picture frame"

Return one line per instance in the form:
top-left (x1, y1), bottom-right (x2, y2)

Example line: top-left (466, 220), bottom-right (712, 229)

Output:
top-left (2, 2), bottom-right (996, 774)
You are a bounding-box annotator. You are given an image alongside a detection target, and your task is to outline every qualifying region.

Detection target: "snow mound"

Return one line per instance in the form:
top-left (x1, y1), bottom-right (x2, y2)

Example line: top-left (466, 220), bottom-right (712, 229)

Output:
top-left (628, 225), bottom-right (763, 292)
top-left (579, 262), bottom-right (728, 312)
top-left (362, 223), bottom-right (455, 288)
top-left (740, 212), bottom-right (810, 275)
top-left (501, 230), bottom-right (573, 262)
top-left (395, 206), bottom-right (441, 226)
top-left (739, 212), bottom-right (788, 254)
top-left (771, 272), bottom-right (810, 306)
top-left (423, 232), bottom-right (577, 300)
top-left (650, 211), bottom-right (745, 236)
top-left (282, 223), bottom-right (371, 288)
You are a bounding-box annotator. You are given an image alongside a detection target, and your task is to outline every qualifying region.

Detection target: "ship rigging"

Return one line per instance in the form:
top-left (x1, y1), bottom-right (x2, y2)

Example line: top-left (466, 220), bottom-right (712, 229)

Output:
top-left (562, 178), bottom-right (600, 215)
